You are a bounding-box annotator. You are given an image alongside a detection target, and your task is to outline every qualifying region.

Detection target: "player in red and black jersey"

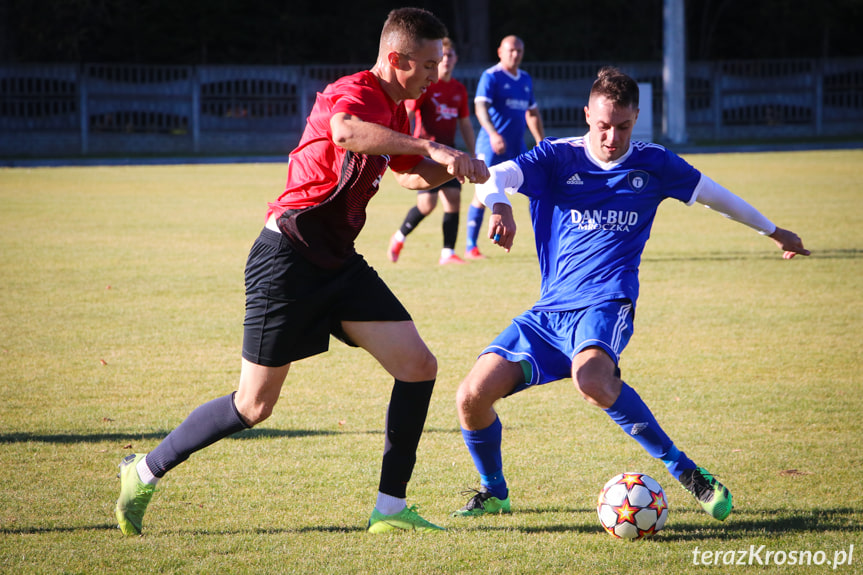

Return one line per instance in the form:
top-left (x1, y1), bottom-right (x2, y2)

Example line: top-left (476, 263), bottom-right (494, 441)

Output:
top-left (114, 8), bottom-right (488, 536)
top-left (387, 38), bottom-right (477, 265)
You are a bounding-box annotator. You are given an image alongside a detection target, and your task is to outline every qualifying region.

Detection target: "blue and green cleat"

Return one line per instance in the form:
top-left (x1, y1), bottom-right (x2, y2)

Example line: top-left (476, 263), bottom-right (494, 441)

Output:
top-left (114, 453), bottom-right (156, 535)
top-left (451, 487), bottom-right (511, 517)
top-left (679, 466), bottom-right (732, 521)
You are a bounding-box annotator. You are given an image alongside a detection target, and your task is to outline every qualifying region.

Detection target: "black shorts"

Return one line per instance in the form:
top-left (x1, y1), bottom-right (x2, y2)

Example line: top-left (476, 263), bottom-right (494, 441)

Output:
top-left (242, 228), bottom-right (411, 367)
top-left (419, 177), bottom-right (461, 194)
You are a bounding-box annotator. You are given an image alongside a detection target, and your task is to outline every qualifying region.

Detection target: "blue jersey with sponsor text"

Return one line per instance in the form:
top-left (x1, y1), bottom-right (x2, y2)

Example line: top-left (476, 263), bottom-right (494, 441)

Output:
top-left (513, 136), bottom-right (701, 311)
top-left (475, 64), bottom-right (537, 165)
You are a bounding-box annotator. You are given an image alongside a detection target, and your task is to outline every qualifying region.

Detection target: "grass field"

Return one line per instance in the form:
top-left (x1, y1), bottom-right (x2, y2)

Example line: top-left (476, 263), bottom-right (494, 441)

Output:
top-left (1, 150), bottom-right (861, 574)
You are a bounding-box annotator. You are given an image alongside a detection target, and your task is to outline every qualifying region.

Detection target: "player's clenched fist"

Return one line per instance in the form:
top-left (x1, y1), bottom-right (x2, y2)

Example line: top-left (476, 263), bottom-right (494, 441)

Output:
top-left (464, 158), bottom-right (489, 184)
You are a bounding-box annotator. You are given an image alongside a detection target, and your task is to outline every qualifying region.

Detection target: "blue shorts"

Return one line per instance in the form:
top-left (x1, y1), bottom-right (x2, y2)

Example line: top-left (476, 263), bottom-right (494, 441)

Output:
top-left (482, 300), bottom-right (634, 395)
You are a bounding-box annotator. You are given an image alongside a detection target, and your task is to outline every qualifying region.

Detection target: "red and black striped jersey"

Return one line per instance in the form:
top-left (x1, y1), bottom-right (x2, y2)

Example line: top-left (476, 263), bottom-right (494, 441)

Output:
top-left (268, 70), bottom-right (423, 268)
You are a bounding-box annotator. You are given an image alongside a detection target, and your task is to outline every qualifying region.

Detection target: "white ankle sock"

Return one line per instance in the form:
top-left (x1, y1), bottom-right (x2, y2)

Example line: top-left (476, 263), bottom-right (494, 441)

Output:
top-left (375, 491), bottom-right (406, 515)
top-left (137, 455), bottom-right (159, 485)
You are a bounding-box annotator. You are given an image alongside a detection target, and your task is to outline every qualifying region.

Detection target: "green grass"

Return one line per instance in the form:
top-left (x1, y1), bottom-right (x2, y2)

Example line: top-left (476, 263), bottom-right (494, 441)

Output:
top-left (1, 150), bottom-right (862, 574)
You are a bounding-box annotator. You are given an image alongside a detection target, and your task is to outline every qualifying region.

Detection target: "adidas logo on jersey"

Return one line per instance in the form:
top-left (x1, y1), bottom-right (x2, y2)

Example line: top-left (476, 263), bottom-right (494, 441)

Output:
top-left (566, 173), bottom-right (584, 185)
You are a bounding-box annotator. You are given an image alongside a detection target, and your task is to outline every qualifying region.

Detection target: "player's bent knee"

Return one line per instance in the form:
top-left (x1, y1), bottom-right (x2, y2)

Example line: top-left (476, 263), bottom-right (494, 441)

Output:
top-left (396, 349), bottom-right (437, 382)
top-left (417, 349), bottom-right (437, 379)
top-left (455, 375), bottom-right (506, 416)
top-left (574, 377), bottom-right (619, 408)
top-left (234, 396), bottom-right (278, 426)
top-left (454, 383), bottom-right (474, 414)
top-left (420, 356), bottom-right (438, 381)
top-left (243, 406), bottom-right (273, 427)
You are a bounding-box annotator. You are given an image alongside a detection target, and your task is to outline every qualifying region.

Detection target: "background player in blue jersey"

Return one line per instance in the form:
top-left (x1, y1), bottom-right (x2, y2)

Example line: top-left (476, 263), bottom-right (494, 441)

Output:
top-left (464, 35), bottom-right (544, 259)
top-left (451, 67), bottom-right (809, 521)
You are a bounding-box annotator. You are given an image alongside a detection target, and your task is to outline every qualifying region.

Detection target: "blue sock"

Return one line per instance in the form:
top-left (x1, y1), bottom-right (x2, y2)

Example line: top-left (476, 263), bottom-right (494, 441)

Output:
top-left (461, 417), bottom-right (508, 499)
top-left (604, 382), bottom-right (695, 481)
top-left (661, 445), bottom-right (695, 480)
top-left (465, 205), bottom-right (485, 250)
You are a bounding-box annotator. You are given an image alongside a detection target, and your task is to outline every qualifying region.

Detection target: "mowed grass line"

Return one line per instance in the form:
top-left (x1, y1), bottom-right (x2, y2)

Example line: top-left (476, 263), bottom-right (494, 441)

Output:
top-left (0, 150), bottom-right (861, 574)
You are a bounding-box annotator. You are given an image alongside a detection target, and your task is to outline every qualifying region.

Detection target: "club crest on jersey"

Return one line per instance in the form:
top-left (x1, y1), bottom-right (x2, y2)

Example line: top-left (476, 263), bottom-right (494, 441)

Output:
top-left (627, 170), bottom-right (650, 192)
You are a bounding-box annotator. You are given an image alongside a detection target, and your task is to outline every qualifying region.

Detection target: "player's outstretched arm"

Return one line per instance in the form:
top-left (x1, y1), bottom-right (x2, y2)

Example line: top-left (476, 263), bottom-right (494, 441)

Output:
top-left (394, 154), bottom-right (488, 190)
top-left (426, 141), bottom-right (489, 184)
top-left (331, 112), bottom-right (427, 156)
top-left (331, 112), bottom-right (488, 189)
top-left (694, 175), bottom-right (810, 259)
top-left (768, 227), bottom-right (810, 259)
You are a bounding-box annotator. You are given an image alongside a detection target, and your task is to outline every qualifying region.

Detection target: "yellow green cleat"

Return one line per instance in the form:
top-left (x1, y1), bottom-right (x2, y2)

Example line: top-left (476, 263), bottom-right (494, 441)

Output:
top-left (114, 453), bottom-right (156, 535)
top-left (367, 505), bottom-right (445, 533)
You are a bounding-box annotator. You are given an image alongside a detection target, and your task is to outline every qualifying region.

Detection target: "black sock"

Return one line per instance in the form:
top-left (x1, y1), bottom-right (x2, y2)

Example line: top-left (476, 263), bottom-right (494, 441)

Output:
top-left (378, 379), bottom-right (435, 498)
top-left (442, 212), bottom-right (459, 250)
top-left (399, 206), bottom-right (426, 237)
top-left (146, 392), bottom-right (249, 477)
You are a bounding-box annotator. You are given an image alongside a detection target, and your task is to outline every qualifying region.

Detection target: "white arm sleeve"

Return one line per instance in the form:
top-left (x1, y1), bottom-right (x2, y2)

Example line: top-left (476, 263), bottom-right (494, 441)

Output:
top-left (474, 160), bottom-right (523, 209)
top-left (691, 174), bottom-right (777, 235)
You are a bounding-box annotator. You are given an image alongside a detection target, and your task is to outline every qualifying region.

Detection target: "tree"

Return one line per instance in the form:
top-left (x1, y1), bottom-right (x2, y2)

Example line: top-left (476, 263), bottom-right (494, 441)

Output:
top-left (3, 0), bottom-right (862, 64)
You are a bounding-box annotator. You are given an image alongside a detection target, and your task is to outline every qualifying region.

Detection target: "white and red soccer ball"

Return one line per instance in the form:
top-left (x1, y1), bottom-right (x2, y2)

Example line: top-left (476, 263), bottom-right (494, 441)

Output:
top-left (597, 472), bottom-right (669, 540)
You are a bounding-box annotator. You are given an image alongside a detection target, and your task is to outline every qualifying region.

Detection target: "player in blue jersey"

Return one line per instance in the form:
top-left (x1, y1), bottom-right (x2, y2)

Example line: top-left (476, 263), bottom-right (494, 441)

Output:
top-left (464, 35), bottom-right (544, 259)
top-left (451, 67), bottom-right (809, 521)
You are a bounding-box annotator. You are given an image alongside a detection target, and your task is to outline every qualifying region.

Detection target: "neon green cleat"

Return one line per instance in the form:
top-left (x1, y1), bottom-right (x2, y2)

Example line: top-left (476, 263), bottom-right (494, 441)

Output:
top-left (679, 466), bottom-right (733, 521)
top-left (114, 453), bottom-right (156, 535)
top-left (367, 505), bottom-right (445, 533)
top-left (452, 487), bottom-right (511, 517)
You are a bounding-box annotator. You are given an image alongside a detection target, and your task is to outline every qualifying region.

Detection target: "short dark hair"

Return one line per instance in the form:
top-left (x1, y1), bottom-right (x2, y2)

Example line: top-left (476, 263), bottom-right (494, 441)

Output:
top-left (590, 66), bottom-right (639, 108)
top-left (380, 7), bottom-right (448, 54)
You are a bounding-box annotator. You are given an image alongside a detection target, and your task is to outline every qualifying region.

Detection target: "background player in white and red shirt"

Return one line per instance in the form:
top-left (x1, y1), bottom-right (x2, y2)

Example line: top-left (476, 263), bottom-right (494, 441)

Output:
top-left (114, 7), bottom-right (488, 537)
top-left (388, 37), bottom-right (477, 265)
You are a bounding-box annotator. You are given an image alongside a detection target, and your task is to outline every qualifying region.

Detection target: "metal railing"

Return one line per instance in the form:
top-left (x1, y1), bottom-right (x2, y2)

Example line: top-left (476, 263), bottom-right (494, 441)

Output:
top-left (2, 57), bottom-right (862, 157)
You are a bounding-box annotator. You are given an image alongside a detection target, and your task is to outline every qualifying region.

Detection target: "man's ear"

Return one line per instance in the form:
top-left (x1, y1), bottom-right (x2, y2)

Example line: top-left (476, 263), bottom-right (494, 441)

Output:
top-left (387, 51), bottom-right (401, 69)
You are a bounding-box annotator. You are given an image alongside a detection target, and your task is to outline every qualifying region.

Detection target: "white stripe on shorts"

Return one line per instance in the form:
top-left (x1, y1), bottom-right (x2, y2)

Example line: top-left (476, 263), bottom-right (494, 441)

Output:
top-left (610, 302), bottom-right (632, 354)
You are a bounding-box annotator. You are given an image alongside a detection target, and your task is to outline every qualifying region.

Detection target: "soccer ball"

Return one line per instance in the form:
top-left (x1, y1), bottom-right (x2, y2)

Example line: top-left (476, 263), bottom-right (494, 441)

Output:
top-left (597, 472), bottom-right (668, 540)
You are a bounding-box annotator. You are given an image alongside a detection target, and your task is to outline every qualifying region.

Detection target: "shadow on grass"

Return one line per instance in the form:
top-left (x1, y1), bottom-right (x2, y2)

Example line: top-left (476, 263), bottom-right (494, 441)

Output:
top-left (455, 507), bottom-right (862, 539)
top-left (232, 426), bottom-right (456, 440)
top-left (0, 429), bottom-right (348, 445)
top-left (657, 507), bottom-right (863, 541)
top-left (154, 525), bottom-right (370, 535)
top-left (0, 524), bottom-right (372, 535)
top-left (0, 426), bottom-right (458, 445)
top-left (0, 429), bottom-right (336, 444)
top-left (643, 248), bottom-right (860, 262)
top-left (6, 508), bottom-right (858, 538)
top-left (1, 524), bottom-right (119, 534)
